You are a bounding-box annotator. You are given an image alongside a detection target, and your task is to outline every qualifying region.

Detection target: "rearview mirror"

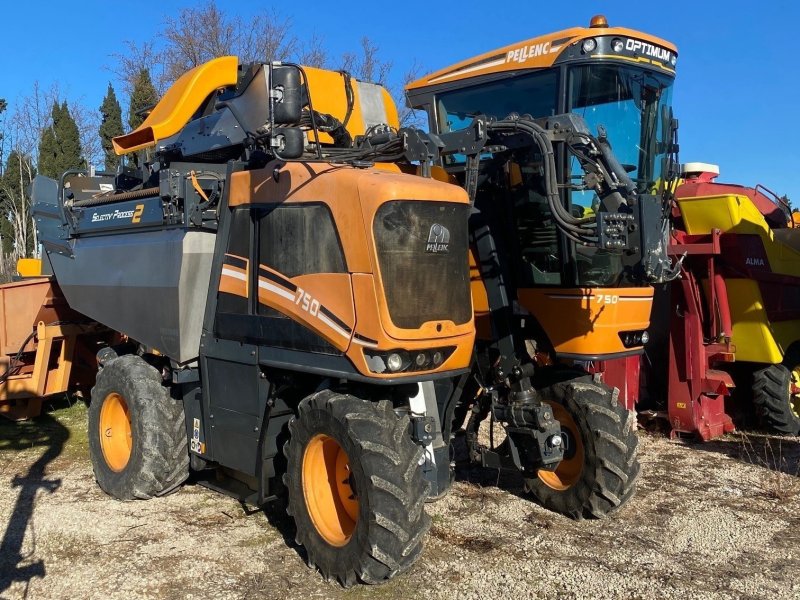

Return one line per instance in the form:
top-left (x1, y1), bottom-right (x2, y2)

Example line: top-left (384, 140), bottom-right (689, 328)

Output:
top-left (271, 65), bottom-right (302, 125)
top-left (273, 127), bottom-right (304, 159)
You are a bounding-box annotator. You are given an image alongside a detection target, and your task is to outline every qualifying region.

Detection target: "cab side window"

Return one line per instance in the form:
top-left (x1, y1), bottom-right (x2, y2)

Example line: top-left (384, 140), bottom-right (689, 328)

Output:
top-left (258, 203), bottom-right (346, 277)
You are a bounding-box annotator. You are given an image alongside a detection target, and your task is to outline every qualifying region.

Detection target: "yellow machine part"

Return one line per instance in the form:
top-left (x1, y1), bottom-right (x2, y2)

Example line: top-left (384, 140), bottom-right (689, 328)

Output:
top-left (721, 279), bottom-right (795, 364)
top-left (303, 67), bottom-right (399, 145)
top-left (112, 57), bottom-right (399, 154)
top-left (113, 55), bottom-right (239, 154)
top-left (677, 192), bottom-right (800, 277)
top-left (679, 192), bottom-right (800, 364)
top-left (16, 258), bottom-right (42, 278)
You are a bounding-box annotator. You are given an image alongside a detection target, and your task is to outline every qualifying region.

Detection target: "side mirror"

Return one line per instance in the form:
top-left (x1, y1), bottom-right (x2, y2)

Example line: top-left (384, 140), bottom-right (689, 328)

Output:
top-left (273, 127), bottom-right (304, 159)
top-left (271, 65), bottom-right (302, 125)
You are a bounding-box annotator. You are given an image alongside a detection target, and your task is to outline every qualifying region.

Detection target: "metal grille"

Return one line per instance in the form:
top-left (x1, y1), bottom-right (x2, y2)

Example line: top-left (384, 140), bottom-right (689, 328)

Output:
top-left (373, 201), bottom-right (472, 329)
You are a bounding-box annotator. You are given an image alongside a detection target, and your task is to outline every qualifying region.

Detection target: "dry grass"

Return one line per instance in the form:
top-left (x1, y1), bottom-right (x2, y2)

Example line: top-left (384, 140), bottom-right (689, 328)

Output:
top-left (739, 432), bottom-right (800, 501)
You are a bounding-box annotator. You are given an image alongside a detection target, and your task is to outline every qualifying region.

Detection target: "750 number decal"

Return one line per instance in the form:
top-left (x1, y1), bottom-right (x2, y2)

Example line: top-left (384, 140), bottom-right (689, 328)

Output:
top-left (295, 287), bottom-right (320, 316)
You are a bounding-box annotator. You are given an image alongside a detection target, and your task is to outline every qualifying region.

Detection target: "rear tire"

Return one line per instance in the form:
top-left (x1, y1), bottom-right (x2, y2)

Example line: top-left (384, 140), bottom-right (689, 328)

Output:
top-left (88, 355), bottom-right (189, 500)
top-left (752, 363), bottom-right (800, 435)
top-left (524, 378), bottom-right (640, 519)
top-left (283, 390), bottom-right (430, 586)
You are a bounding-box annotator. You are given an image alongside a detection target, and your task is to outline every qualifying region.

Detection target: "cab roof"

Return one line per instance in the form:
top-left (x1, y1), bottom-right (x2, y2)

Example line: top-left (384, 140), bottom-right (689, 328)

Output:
top-left (406, 22), bottom-right (677, 92)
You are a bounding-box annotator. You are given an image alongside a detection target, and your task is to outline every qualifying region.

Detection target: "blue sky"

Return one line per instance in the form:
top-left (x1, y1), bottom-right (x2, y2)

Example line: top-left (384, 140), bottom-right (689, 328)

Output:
top-left (2, 0), bottom-right (798, 199)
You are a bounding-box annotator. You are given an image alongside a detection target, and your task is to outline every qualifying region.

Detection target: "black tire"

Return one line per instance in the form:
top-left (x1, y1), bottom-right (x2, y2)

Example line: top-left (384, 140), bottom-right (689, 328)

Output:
top-left (752, 363), bottom-right (800, 435)
top-left (524, 378), bottom-right (640, 519)
top-left (283, 390), bottom-right (430, 586)
top-left (88, 354), bottom-right (189, 500)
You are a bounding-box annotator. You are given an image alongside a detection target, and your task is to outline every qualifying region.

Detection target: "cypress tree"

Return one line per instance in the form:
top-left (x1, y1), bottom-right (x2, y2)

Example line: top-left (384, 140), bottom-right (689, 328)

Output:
top-left (37, 101), bottom-right (85, 179)
top-left (99, 83), bottom-right (124, 171)
top-left (128, 69), bottom-right (159, 131)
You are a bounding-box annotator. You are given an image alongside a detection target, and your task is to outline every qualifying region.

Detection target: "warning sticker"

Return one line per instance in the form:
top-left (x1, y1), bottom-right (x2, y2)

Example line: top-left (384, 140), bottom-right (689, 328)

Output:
top-left (191, 418), bottom-right (202, 453)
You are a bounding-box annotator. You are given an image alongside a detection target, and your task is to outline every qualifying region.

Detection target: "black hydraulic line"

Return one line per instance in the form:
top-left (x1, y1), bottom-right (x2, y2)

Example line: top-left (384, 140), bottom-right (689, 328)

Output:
top-left (0, 330), bottom-right (36, 386)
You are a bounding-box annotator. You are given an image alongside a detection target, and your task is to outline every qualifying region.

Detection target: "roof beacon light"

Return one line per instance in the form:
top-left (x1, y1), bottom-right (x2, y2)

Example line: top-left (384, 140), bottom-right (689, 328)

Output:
top-left (590, 15), bottom-right (609, 28)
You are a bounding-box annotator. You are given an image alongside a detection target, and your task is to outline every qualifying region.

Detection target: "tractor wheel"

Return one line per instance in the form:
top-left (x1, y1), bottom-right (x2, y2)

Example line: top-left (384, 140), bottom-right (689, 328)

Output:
top-left (283, 390), bottom-right (430, 586)
top-left (752, 363), bottom-right (800, 435)
top-left (88, 354), bottom-right (189, 500)
top-left (524, 378), bottom-right (640, 519)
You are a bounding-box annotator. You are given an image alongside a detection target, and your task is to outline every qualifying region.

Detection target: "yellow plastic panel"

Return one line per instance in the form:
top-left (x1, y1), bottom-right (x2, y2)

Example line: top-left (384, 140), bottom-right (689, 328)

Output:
top-left (676, 194), bottom-right (746, 234)
top-left (303, 67), bottom-right (399, 144)
top-left (679, 193), bottom-right (800, 278)
top-left (113, 56), bottom-right (239, 154)
top-left (725, 279), bottom-right (783, 363)
top-left (16, 258), bottom-right (42, 278)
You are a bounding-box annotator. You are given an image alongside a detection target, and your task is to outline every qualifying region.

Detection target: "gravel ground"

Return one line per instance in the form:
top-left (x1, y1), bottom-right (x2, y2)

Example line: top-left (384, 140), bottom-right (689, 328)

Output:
top-left (1, 400), bottom-right (799, 600)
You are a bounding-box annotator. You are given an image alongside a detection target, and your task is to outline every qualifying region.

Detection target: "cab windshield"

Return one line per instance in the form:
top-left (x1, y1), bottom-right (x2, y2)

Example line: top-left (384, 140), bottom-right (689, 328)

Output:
top-left (569, 65), bottom-right (674, 203)
top-left (567, 65), bottom-right (674, 286)
top-left (434, 63), bottom-right (674, 288)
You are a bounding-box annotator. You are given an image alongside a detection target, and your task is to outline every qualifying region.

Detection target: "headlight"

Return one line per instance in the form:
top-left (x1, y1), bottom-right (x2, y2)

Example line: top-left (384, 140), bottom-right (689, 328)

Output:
top-left (581, 38), bottom-right (597, 53)
top-left (386, 353), bottom-right (404, 372)
top-left (670, 55), bottom-right (677, 67)
top-left (611, 38), bottom-right (624, 52)
top-left (363, 347), bottom-right (456, 374)
top-left (618, 330), bottom-right (648, 349)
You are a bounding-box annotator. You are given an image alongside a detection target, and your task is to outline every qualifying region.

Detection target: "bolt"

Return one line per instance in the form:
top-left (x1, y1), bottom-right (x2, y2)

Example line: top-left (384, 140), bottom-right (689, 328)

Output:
top-left (548, 434), bottom-right (563, 448)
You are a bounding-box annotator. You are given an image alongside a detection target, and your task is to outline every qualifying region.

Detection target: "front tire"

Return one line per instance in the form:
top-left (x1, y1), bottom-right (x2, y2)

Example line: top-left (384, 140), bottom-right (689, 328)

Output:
top-left (88, 355), bottom-right (189, 500)
top-left (284, 390), bottom-right (430, 586)
top-left (524, 377), bottom-right (640, 519)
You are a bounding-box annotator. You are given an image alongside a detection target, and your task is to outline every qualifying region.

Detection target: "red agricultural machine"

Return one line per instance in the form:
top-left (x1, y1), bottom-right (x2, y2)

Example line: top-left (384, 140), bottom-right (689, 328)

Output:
top-left (605, 163), bottom-right (800, 439)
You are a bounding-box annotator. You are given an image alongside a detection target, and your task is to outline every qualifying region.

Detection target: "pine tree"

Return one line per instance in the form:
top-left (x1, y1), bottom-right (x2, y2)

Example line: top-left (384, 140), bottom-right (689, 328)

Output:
top-left (128, 68), bottom-right (159, 131)
top-left (37, 101), bottom-right (85, 179)
top-left (99, 83), bottom-right (124, 171)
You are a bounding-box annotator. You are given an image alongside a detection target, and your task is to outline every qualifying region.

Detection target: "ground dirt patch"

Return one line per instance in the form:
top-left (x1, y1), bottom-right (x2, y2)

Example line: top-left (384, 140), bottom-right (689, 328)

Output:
top-left (1, 402), bottom-right (799, 599)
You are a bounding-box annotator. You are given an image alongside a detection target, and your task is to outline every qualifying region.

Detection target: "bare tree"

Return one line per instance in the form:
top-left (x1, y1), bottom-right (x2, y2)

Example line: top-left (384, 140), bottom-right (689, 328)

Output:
top-left (8, 82), bottom-right (60, 159)
top-left (246, 9), bottom-right (298, 63)
top-left (0, 150), bottom-right (36, 260)
top-left (298, 34), bottom-right (328, 69)
top-left (398, 59), bottom-right (427, 127)
top-left (109, 40), bottom-right (168, 96)
top-left (161, 1), bottom-right (238, 82)
top-left (70, 101), bottom-right (103, 170)
top-left (341, 37), bottom-right (393, 85)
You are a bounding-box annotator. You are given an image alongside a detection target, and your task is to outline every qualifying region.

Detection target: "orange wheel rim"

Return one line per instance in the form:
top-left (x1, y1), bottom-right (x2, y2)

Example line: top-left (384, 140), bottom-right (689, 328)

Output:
top-left (302, 434), bottom-right (359, 547)
top-left (99, 392), bottom-right (132, 472)
top-left (537, 401), bottom-right (585, 491)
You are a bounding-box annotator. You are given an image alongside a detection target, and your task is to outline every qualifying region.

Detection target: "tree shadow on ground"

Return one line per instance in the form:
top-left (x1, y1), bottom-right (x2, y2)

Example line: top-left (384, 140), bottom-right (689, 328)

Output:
top-left (0, 407), bottom-right (69, 599)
